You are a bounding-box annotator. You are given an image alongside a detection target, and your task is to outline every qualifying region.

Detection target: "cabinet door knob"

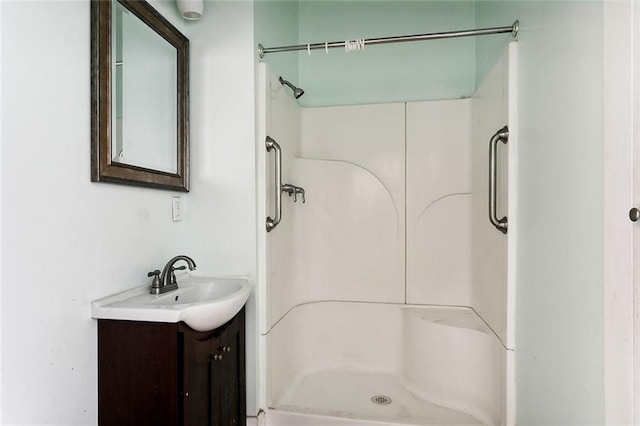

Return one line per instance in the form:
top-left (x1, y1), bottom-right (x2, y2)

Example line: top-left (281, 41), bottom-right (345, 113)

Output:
top-left (631, 207), bottom-right (640, 222)
top-left (211, 354), bottom-right (223, 361)
top-left (223, 346), bottom-right (231, 353)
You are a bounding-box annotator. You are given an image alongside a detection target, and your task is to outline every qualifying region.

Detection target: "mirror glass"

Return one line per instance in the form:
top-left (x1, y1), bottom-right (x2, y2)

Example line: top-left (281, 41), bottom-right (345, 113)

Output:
top-left (91, 0), bottom-right (189, 191)
top-left (112, 0), bottom-right (178, 173)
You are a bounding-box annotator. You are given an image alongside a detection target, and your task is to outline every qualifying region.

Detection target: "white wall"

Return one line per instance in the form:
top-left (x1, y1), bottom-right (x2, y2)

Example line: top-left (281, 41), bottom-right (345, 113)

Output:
top-left (0, 0), bottom-right (4, 419)
top-left (0, 0), bottom-right (257, 423)
top-left (471, 48), bottom-right (510, 347)
top-left (477, 2), bottom-right (605, 424)
top-left (406, 100), bottom-right (472, 308)
top-left (298, 103), bottom-right (406, 305)
top-left (261, 70), bottom-right (301, 329)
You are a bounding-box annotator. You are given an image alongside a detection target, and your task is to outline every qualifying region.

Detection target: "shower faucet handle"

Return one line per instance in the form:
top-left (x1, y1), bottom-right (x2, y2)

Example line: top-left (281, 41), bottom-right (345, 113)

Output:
top-left (281, 183), bottom-right (305, 203)
top-left (281, 184), bottom-right (296, 200)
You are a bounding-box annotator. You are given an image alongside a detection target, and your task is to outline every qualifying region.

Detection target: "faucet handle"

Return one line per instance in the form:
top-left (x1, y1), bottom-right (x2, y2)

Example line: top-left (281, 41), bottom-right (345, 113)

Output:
top-left (168, 265), bottom-right (187, 285)
top-left (147, 270), bottom-right (161, 289)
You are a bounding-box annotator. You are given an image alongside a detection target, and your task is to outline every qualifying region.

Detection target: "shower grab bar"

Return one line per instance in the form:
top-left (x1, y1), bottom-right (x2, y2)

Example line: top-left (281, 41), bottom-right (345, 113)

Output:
top-left (265, 136), bottom-right (282, 232)
top-left (489, 126), bottom-right (509, 234)
top-left (265, 136), bottom-right (307, 232)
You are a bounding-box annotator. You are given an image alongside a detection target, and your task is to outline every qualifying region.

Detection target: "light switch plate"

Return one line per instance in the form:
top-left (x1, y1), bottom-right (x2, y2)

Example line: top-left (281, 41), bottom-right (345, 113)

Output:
top-left (172, 196), bottom-right (184, 222)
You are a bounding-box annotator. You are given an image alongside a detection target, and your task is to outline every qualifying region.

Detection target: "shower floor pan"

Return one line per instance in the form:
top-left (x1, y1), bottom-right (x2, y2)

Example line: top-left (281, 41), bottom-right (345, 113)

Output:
top-left (266, 302), bottom-right (505, 425)
top-left (268, 369), bottom-right (483, 426)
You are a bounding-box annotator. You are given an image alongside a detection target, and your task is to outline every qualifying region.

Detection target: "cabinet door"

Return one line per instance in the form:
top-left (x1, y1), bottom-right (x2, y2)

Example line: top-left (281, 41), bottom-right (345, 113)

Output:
top-left (181, 326), bottom-right (217, 426)
top-left (181, 309), bottom-right (245, 426)
top-left (211, 309), bottom-right (245, 426)
top-left (98, 320), bottom-right (179, 426)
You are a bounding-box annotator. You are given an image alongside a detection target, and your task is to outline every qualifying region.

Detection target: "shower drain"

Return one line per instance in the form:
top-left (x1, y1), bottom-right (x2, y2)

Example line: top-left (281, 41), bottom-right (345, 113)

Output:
top-left (370, 395), bottom-right (392, 405)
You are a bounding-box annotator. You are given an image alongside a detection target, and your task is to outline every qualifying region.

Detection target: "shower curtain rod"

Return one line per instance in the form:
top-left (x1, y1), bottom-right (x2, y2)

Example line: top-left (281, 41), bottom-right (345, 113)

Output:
top-left (258, 20), bottom-right (519, 58)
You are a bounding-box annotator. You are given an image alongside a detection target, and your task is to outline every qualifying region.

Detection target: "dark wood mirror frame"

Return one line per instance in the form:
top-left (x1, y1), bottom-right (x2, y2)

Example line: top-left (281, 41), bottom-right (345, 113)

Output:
top-left (91, 0), bottom-right (190, 192)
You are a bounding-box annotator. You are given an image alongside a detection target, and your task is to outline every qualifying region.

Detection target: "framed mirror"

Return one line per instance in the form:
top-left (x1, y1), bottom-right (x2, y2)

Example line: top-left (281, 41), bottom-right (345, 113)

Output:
top-left (91, 0), bottom-right (189, 191)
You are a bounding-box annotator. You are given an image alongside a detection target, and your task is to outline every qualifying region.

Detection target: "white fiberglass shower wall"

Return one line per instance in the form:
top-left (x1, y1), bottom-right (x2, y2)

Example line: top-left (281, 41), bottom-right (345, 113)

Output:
top-left (257, 43), bottom-right (517, 425)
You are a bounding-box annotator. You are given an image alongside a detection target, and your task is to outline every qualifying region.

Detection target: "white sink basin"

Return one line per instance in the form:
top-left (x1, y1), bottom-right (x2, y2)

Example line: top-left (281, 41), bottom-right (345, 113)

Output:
top-left (91, 273), bottom-right (250, 331)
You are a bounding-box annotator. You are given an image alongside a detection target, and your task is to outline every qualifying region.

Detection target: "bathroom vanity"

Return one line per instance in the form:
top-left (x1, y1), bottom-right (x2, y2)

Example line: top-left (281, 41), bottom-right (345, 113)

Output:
top-left (97, 308), bottom-right (245, 426)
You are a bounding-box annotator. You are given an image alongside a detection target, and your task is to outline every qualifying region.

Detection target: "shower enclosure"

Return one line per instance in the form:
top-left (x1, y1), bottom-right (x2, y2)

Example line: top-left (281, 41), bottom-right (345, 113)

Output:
top-left (257, 41), bottom-right (517, 425)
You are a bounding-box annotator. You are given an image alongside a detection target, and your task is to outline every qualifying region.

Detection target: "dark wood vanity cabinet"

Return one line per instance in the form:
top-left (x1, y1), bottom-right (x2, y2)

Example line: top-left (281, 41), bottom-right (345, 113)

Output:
top-left (98, 308), bottom-right (246, 426)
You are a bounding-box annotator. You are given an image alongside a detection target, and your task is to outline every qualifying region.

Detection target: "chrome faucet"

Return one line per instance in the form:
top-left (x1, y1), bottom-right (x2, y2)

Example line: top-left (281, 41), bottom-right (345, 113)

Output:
top-left (148, 255), bottom-right (197, 295)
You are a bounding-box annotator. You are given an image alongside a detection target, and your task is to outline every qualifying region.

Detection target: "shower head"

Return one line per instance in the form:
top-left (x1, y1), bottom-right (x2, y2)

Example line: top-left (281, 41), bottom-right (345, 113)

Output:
top-left (279, 76), bottom-right (305, 99)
